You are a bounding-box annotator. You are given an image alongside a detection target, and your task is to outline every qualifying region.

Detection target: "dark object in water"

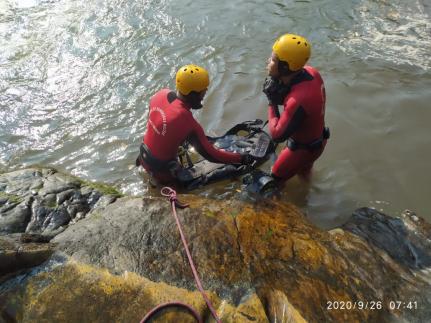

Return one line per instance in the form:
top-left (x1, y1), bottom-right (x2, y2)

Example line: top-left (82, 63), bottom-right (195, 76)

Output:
top-left (176, 120), bottom-right (276, 190)
top-left (242, 170), bottom-right (277, 196)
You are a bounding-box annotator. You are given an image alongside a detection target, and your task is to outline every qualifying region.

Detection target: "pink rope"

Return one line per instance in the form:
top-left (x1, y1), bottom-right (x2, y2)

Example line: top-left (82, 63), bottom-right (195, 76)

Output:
top-left (140, 187), bottom-right (221, 323)
top-left (140, 302), bottom-right (201, 323)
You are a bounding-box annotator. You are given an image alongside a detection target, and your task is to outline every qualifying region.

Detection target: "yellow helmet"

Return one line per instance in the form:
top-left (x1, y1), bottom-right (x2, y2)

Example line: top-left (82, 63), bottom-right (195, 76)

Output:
top-left (175, 64), bottom-right (209, 95)
top-left (272, 34), bottom-right (311, 72)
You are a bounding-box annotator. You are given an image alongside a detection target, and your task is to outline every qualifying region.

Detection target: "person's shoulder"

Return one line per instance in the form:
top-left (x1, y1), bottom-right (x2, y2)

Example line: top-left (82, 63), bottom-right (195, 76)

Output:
top-left (304, 66), bottom-right (322, 78)
top-left (152, 88), bottom-right (171, 99)
top-left (149, 88), bottom-right (172, 105)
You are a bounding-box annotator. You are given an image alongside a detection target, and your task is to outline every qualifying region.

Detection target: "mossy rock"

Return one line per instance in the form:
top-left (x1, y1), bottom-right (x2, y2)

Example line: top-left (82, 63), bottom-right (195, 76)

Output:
top-left (80, 181), bottom-right (123, 197)
top-left (0, 192), bottom-right (23, 205)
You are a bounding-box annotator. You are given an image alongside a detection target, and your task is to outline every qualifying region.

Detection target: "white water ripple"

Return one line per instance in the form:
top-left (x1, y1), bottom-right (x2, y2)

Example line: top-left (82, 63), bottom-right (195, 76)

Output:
top-left (338, 0), bottom-right (431, 70)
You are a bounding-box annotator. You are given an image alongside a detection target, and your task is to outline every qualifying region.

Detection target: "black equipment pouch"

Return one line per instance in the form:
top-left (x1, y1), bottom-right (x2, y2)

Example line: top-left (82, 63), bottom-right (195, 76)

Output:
top-left (250, 133), bottom-right (271, 158)
top-left (286, 137), bottom-right (299, 151)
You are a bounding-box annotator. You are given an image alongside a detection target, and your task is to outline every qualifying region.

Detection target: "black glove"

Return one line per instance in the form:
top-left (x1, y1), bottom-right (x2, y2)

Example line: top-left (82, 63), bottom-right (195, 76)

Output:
top-left (241, 154), bottom-right (257, 166)
top-left (263, 76), bottom-right (287, 106)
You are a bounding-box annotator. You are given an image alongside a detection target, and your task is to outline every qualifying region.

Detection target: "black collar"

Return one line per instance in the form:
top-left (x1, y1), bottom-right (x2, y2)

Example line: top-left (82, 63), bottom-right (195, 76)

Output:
top-left (167, 91), bottom-right (178, 104)
top-left (290, 68), bottom-right (314, 87)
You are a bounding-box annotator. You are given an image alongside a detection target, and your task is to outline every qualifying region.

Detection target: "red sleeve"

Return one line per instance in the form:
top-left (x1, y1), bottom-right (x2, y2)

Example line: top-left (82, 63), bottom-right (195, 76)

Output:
top-left (268, 95), bottom-right (301, 141)
top-left (188, 118), bottom-right (242, 164)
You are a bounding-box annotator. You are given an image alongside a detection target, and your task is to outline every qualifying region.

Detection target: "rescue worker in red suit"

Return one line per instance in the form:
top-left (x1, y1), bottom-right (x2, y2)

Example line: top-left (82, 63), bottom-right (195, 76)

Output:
top-left (263, 34), bottom-right (329, 182)
top-left (137, 64), bottom-right (255, 183)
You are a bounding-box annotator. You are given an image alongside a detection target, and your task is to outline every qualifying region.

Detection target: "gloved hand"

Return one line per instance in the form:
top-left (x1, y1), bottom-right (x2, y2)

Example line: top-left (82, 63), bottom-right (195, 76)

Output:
top-left (241, 154), bottom-right (258, 166)
top-left (263, 76), bottom-right (281, 106)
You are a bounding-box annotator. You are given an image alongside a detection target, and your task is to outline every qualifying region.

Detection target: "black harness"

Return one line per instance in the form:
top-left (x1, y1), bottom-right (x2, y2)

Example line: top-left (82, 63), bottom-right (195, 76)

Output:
top-left (286, 127), bottom-right (330, 151)
top-left (136, 143), bottom-right (179, 172)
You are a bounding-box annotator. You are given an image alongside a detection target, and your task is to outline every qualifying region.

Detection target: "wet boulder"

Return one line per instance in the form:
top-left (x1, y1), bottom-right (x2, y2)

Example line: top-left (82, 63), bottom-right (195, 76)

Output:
top-left (50, 196), bottom-right (431, 323)
top-left (0, 168), bottom-right (121, 237)
top-left (342, 207), bottom-right (431, 269)
top-left (0, 260), bottom-right (268, 323)
top-left (0, 234), bottom-right (55, 279)
top-left (0, 195), bottom-right (32, 234)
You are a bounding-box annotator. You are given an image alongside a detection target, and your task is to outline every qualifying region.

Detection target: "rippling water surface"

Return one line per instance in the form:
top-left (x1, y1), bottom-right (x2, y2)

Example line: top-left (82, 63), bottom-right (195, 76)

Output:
top-left (1, 0), bottom-right (430, 227)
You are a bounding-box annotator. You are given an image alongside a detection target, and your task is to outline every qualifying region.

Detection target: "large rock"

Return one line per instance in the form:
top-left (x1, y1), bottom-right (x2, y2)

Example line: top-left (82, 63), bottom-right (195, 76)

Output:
top-left (342, 207), bottom-right (431, 269)
top-left (0, 261), bottom-right (268, 323)
top-left (0, 168), bottom-right (120, 236)
top-left (46, 196), bottom-right (430, 322)
top-left (1, 168), bottom-right (431, 322)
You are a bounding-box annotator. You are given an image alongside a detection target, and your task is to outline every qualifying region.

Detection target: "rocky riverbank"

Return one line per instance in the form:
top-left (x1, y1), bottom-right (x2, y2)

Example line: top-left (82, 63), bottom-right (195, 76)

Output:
top-left (1, 168), bottom-right (430, 322)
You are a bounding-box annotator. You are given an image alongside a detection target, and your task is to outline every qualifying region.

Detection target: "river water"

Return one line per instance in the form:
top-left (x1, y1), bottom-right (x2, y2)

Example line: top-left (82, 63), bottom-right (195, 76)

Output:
top-left (1, 0), bottom-right (430, 228)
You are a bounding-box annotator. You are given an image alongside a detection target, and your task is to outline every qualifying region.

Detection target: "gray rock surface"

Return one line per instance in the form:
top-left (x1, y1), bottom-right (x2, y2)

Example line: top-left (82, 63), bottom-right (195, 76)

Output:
top-left (0, 168), bottom-right (121, 236)
top-left (343, 207), bottom-right (431, 269)
top-left (53, 196), bottom-right (249, 299)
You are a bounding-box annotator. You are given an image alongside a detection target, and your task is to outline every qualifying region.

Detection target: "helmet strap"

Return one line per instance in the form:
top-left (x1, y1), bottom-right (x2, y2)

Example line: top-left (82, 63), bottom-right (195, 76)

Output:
top-left (277, 60), bottom-right (294, 77)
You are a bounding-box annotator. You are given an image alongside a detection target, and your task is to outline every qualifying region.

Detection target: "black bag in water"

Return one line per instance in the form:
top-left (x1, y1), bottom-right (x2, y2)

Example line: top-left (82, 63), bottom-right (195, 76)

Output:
top-left (176, 119), bottom-right (276, 190)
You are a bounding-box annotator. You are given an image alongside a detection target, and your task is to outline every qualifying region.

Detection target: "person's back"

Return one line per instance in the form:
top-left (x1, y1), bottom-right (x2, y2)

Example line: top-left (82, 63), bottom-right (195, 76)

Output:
top-left (137, 64), bottom-right (252, 184)
top-left (284, 65), bottom-right (325, 144)
top-left (144, 89), bottom-right (195, 162)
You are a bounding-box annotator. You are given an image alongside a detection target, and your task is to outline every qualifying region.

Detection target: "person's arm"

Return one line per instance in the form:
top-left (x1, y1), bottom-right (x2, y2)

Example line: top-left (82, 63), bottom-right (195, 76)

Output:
top-left (268, 96), bottom-right (305, 143)
top-left (187, 119), bottom-right (242, 164)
